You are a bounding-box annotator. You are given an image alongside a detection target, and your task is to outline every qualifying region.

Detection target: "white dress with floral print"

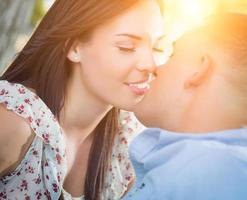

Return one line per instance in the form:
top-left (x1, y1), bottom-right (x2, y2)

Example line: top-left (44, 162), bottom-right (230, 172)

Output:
top-left (0, 80), bottom-right (143, 200)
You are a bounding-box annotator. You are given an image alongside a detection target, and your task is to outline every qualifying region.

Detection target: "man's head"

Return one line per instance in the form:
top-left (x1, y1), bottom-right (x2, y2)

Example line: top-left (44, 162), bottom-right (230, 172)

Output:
top-left (134, 13), bottom-right (247, 132)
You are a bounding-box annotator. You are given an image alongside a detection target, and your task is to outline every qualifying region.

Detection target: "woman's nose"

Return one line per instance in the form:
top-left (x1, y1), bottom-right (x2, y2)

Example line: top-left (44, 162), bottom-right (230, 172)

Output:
top-left (136, 50), bottom-right (156, 73)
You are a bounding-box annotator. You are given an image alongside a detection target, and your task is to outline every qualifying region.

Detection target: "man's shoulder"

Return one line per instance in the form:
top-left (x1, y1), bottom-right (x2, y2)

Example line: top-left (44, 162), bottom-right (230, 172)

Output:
top-left (125, 129), bottom-right (247, 200)
top-left (129, 128), bottom-right (162, 163)
top-left (146, 144), bottom-right (247, 199)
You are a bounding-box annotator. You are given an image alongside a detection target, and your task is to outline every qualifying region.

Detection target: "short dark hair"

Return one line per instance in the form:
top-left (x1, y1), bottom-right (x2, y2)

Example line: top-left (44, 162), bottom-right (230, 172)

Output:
top-left (195, 12), bottom-right (247, 95)
top-left (201, 12), bottom-right (247, 68)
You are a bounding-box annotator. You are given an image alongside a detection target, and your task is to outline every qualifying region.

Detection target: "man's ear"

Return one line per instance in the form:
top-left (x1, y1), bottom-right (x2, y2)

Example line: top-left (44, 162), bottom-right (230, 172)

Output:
top-left (67, 41), bottom-right (81, 63)
top-left (184, 55), bottom-right (213, 89)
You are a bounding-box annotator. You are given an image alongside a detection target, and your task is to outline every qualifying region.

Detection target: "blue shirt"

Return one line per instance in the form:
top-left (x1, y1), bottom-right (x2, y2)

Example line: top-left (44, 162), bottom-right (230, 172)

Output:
top-left (123, 128), bottom-right (247, 200)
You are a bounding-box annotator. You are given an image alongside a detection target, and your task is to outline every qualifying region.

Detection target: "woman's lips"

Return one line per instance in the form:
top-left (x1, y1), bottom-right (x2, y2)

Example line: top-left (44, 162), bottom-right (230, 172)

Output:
top-left (125, 81), bottom-right (150, 96)
top-left (125, 74), bottom-right (155, 95)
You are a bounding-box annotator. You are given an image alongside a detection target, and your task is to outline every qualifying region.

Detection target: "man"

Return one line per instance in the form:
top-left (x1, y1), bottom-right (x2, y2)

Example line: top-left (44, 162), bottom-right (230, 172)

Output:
top-left (123, 13), bottom-right (247, 200)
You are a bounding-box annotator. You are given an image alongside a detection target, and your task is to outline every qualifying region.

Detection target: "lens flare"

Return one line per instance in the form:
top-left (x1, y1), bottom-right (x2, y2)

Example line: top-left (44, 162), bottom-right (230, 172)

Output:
top-left (163, 0), bottom-right (247, 41)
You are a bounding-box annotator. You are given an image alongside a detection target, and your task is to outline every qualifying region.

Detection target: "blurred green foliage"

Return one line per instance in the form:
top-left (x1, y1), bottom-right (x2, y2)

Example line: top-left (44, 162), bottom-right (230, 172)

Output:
top-left (31, 0), bottom-right (46, 26)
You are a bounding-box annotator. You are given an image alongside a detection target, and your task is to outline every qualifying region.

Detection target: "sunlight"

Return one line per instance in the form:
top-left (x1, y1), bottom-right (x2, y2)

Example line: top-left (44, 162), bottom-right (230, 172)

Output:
top-left (164, 0), bottom-right (247, 35)
top-left (178, 0), bottom-right (217, 25)
top-left (180, 0), bottom-right (205, 18)
top-left (161, 0), bottom-right (247, 63)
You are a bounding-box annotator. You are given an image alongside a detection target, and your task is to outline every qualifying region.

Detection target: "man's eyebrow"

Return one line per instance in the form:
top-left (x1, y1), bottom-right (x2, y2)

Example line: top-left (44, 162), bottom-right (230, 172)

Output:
top-left (172, 41), bottom-right (177, 48)
top-left (156, 34), bottom-right (166, 41)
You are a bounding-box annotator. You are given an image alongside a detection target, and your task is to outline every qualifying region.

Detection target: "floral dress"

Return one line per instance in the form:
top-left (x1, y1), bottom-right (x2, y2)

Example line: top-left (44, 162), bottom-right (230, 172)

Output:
top-left (0, 80), bottom-right (142, 200)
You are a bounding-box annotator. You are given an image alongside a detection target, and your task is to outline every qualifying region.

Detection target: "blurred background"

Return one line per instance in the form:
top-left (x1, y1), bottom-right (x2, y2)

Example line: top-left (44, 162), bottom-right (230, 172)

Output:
top-left (0, 0), bottom-right (247, 73)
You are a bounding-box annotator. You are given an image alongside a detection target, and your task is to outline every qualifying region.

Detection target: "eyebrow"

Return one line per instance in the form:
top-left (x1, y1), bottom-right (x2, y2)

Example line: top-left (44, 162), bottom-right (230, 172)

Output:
top-left (115, 33), bottom-right (143, 40)
top-left (172, 41), bottom-right (177, 49)
top-left (115, 33), bottom-right (166, 41)
top-left (157, 35), bottom-right (167, 41)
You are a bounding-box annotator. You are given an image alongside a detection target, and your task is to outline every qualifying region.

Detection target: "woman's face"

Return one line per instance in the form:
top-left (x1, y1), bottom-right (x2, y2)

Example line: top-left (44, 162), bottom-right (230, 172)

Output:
top-left (68, 0), bottom-right (165, 110)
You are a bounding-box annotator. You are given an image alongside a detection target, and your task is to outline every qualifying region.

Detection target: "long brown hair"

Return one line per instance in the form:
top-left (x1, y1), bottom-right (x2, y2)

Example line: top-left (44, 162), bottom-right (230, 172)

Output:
top-left (1, 0), bottom-right (163, 199)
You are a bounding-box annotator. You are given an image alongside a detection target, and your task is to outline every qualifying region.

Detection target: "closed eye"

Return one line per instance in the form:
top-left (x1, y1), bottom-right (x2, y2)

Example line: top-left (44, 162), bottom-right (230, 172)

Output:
top-left (169, 53), bottom-right (174, 58)
top-left (118, 46), bottom-right (136, 52)
top-left (153, 48), bottom-right (164, 53)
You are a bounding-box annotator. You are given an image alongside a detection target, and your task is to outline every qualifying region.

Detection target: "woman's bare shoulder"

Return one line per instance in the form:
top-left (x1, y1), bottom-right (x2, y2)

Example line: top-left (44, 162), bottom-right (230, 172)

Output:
top-left (0, 104), bottom-right (34, 176)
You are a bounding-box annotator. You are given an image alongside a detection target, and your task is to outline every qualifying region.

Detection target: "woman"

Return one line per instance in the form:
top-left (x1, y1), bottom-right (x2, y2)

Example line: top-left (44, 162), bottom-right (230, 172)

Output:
top-left (0, 0), bottom-right (165, 199)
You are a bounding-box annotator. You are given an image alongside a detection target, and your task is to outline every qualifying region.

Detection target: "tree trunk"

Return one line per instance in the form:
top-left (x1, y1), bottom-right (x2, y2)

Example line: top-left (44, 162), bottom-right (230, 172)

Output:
top-left (0, 0), bottom-right (35, 73)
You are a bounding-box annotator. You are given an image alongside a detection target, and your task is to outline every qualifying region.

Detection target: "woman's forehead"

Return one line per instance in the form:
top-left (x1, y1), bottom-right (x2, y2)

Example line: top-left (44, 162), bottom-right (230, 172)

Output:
top-left (91, 0), bottom-right (164, 39)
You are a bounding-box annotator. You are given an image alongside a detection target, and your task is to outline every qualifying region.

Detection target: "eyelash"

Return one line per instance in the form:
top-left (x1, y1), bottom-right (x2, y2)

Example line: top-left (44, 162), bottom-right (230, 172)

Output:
top-left (117, 47), bottom-right (165, 54)
top-left (118, 47), bottom-right (136, 52)
top-left (169, 53), bottom-right (174, 58)
top-left (153, 48), bottom-right (164, 53)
